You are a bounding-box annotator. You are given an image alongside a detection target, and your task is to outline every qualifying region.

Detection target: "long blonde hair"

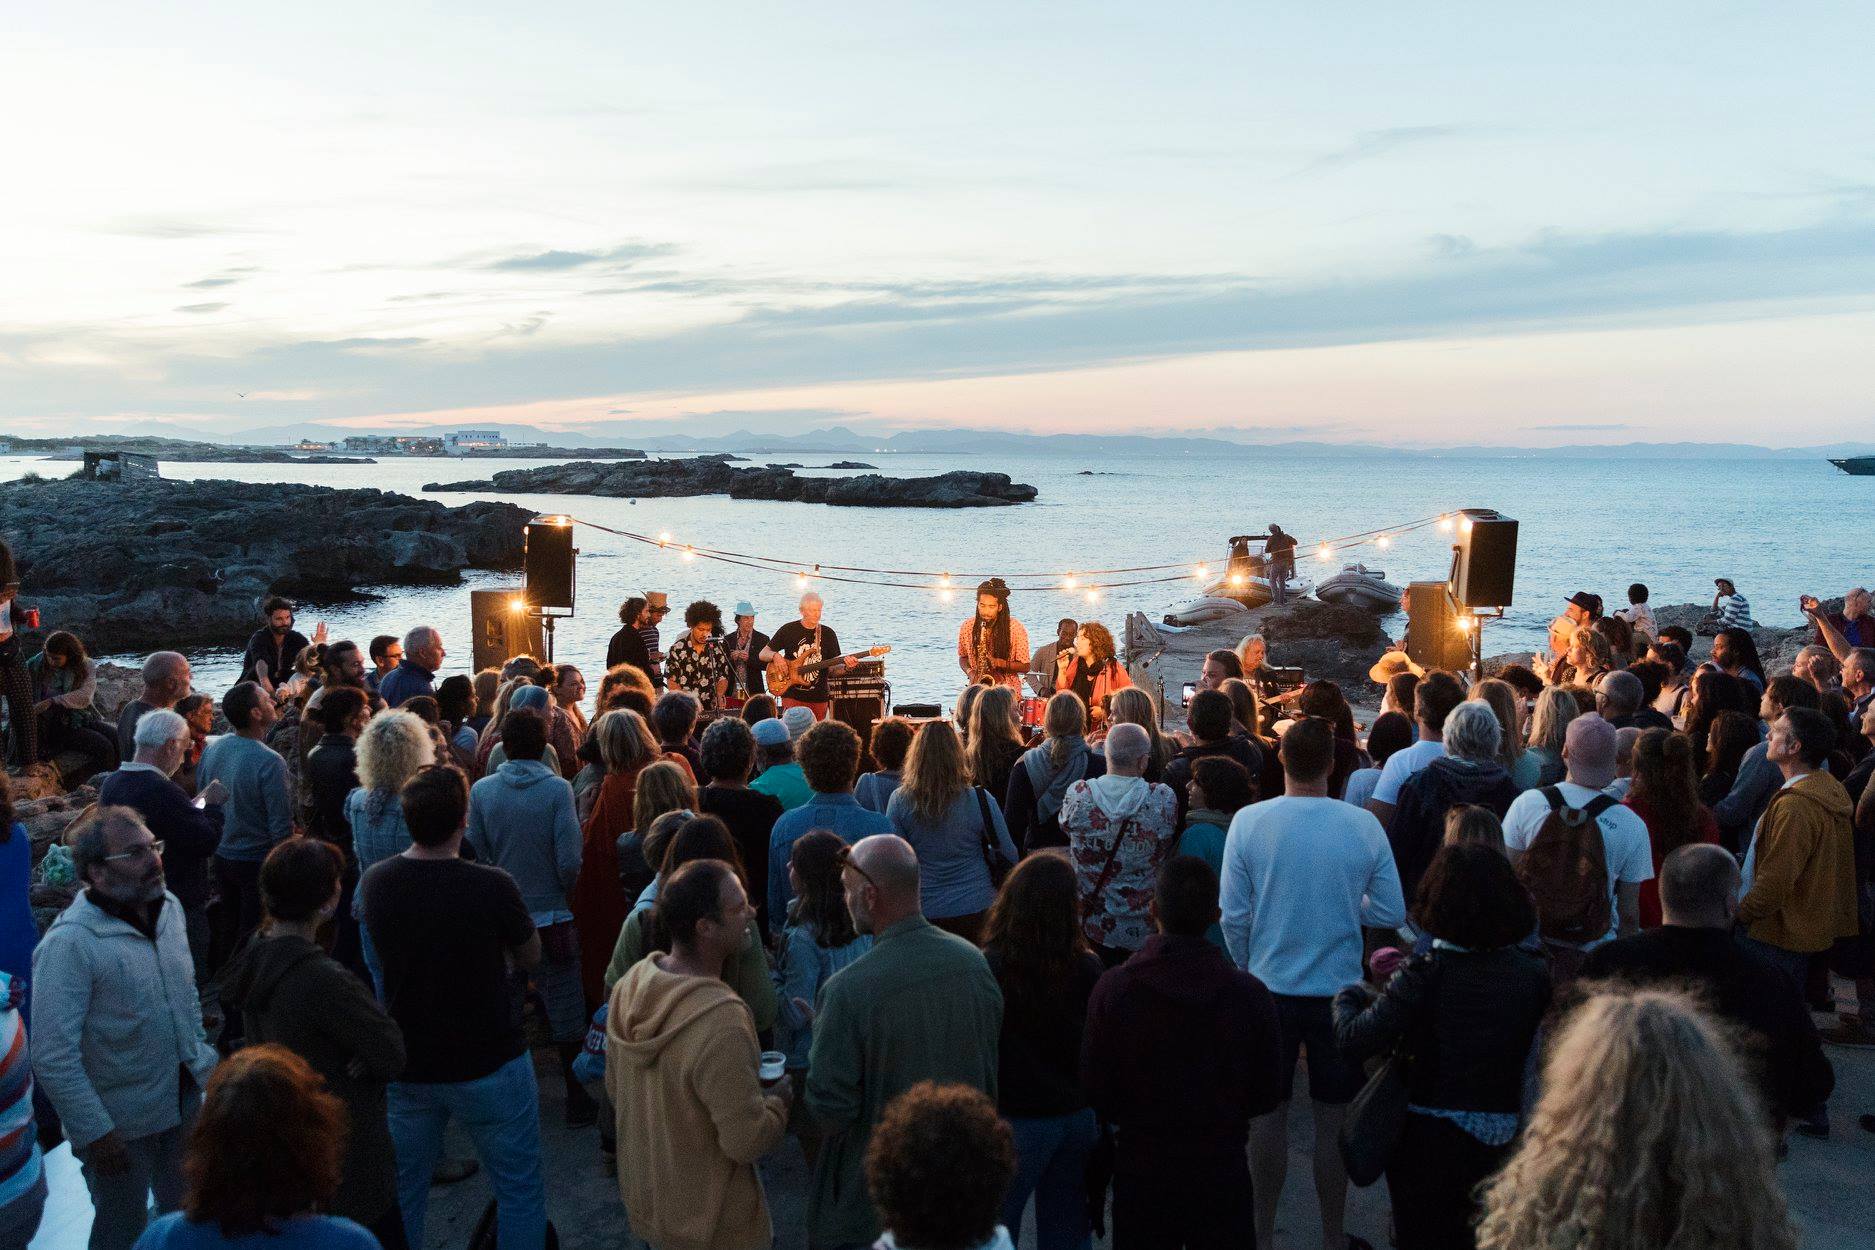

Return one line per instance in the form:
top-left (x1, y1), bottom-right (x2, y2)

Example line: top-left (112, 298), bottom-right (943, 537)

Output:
top-left (966, 686), bottom-right (1024, 785)
top-left (1105, 687), bottom-right (1170, 777)
top-left (1476, 987), bottom-right (1796, 1250)
top-left (1042, 690), bottom-right (1087, 768)
top-left (355, 712), bottom-right (434, 793)
top-left (632, 760), bottom-right (697, 833)
top-left (594, 709), bottom-right (658, 775)
top-left (1470, 678), bottom-right (1524, 770)
top-left (1527, 684), bottom-right (1579, 756)
top-left (901, 720), bottom-right (971, 824)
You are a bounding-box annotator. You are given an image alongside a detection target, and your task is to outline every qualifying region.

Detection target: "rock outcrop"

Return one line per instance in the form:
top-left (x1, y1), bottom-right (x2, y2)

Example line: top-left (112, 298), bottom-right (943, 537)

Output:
top-left (1, 477), bottom-right (530, 655)
top-left (825, 461), bottom-right (877, 470)
top-left (424, 459), bottom-right (1039, 508)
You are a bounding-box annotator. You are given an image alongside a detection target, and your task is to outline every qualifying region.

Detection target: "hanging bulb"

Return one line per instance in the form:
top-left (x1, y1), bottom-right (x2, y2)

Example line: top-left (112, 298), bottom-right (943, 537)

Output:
top-left (1193, 564), bottom-right (1209, 581)
top-left (657, 531), bottom-right (673, 545)
top-left (1460, 516), bottom-right (1474, 535)
top-left (1438, 515), bottom-right (1455, 533)
top-left (1228, 572), bottom-right (1246, 588)
top-left (1317, 544), bottom-right (1334, 563)
top-left (1084, 588), bottom-right (1100, 604)
top-left (1063, 574), bottom-right (1079, 591)
top-left (795, 573), bottom-right (809, 589)
top-left (938, 587), bottom-right (954, 603)
top-left (681, 545), bottom-right (696, 562)
top-left (1376, 534), bottom-right (1391, 549)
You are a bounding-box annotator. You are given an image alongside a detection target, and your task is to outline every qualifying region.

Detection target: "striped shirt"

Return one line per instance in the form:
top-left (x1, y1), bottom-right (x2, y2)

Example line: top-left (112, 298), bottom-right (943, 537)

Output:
top-left (1716, 593), bottom-right (1753, 630)
top-left (0, 974), bottom-right (43, 1210)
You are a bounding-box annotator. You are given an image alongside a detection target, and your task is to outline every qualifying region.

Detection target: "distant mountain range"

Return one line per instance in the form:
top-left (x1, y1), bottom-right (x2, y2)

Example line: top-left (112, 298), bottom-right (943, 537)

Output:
top-left (9, 417), bottom-right (1873, 461)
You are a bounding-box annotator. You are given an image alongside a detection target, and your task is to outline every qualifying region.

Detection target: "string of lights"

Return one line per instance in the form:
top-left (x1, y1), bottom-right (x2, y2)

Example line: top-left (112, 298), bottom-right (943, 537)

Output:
top-left (542, 509), bottom-right (1476, 606)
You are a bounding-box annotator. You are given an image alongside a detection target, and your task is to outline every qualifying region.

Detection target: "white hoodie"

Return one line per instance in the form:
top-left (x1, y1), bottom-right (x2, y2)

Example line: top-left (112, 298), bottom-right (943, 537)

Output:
top-left (1084, 772), bottom-right (1152, 822)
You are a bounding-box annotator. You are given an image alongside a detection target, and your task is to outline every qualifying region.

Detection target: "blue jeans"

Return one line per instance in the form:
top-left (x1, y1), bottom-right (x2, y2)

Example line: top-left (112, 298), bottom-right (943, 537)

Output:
top-left (359, 923), bottom-right (385, 1000)
top-left (1003, 1108), bottom-right (1098, 1250)
top-left (388, 1053), bottom-right (547, 1250)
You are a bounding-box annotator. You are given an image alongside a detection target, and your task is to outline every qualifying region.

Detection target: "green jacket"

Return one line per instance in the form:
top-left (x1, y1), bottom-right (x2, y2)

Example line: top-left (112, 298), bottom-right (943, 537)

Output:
top-left (805, 915), bottom-right (1002, 1248)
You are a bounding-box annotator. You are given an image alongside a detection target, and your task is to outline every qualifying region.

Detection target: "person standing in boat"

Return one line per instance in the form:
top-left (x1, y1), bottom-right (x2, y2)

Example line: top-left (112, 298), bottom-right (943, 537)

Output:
top-left (956, 578), bottom-right (1030, 691)
top-left (1265, 524), bottom-right (1297, 605)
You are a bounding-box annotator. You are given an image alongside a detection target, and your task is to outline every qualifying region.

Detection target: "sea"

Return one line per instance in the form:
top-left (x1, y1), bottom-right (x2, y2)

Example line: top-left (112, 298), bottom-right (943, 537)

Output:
top-left (2, 450), bottom-right (1865, 706)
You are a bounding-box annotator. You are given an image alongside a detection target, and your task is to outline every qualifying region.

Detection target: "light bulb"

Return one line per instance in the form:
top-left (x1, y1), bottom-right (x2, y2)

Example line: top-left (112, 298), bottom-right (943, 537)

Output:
top-left (657, 531), bottom-right (673, 545)
top-left (1228, 573), bottom-right (1246, 588)
top-left (681, 546), bottom-right (696, 562)
top-left (1317, 544), bottom-right (1333, 562)
top-left (938, 588), bottom-right (954, 603)
top-left (795, 574), bottom-right (809, 589)
top-left (1376, 535), bottom-right (1391, 549)
top-left (1438, 516), bottom-right (1454, 533)
top-left (1063, 575), bottom-right (1079, 591)
top-left (1084, 588), bottom-right (1099, 604)
top-left (1457, 615), bottom-right (1472, 633)
top-left (1194, 564), bottom-right (1209, 580)
top-left (1460, 517), bottom-right (1474, 535)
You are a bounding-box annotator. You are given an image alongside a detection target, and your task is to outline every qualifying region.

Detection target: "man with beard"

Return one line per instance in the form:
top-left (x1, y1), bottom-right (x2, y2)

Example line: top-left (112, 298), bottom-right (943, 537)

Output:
top-left (31, 807), bottom-right (219, 1250)
top-left (238, 596), bottom-right (325, 693)
top-left (805, 835), bottom-right (1002, 1250)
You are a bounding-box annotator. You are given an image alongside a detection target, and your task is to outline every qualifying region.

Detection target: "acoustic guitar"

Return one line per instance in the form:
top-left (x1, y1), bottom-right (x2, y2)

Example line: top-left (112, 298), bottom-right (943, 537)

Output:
top-left (767, 644), bottom-right (891, 697)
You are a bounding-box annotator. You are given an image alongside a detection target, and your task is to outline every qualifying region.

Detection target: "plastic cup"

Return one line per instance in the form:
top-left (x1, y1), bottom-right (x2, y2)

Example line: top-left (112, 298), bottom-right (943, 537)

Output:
top-left (759, 1051), bottom-right (787, 1086)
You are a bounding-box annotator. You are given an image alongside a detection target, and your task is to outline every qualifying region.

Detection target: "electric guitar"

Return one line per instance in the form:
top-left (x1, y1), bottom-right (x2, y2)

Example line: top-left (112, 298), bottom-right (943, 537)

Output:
top-left (767, 645), bottom-right (891, 697)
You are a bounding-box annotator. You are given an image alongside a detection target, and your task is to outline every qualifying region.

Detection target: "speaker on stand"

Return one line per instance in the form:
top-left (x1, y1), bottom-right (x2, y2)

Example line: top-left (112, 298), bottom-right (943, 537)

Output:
top-left (1441, 509), bottom-right (1519, 679)
top-left (522, 515), bottom-right (577, 661)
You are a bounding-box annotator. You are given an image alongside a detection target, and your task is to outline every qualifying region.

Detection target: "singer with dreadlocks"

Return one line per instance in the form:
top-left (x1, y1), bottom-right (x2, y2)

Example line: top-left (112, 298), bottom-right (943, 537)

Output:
top-left (957, 578), bottom-right (1031, 691)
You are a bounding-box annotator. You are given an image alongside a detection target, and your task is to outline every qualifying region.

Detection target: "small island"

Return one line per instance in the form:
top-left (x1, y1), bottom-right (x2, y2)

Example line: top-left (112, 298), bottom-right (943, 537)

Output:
top-left (424, 458), bottom-right (1039, 508)
top-left (825, 461), bottom-right (877, 469)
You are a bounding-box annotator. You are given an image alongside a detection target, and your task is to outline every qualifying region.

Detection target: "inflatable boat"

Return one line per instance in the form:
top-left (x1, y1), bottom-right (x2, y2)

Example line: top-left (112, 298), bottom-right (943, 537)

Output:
top-left (1162, 595), bottom-right (1253, 627)
top-left (1314, 564), bottom-right (1403, 613)
top-left (1195, 573), bottom-right (1313, 610)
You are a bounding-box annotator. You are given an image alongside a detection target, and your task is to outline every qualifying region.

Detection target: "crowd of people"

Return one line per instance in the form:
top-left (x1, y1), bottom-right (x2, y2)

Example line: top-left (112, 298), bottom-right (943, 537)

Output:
top-left (0, 558), bottom-right (1871, 1250)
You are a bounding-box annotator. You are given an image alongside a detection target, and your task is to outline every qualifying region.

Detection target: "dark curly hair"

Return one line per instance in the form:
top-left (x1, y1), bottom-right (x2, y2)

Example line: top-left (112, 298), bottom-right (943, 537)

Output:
top-left (797, 719), bottom-right (861, 793)
top-left (868, 716), bottom-right (915, 772)
top-left (866, 1082), bottom-right (1015, 1250)
top-left (683, 599), bottom-right (722, 630)
top-left (182, 1045), bottom-right (344, 1236)
top-left (1190, 754), bottom-right (1255, 813)
top-left (699, 716), bottom-right (755, 782)
top-left (1415, 842), bottom-right (1535, 951)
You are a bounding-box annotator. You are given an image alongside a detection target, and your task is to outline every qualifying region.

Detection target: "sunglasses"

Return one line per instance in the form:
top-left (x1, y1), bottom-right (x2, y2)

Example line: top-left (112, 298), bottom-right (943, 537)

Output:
top-left (103, 839), bottom-right (165, 863)
top-left (836, 847), bottom-right (876, 889)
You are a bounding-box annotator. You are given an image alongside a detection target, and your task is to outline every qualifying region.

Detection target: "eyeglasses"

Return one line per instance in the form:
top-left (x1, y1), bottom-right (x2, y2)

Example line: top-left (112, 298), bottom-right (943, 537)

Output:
top-left (103, 840), bottom-right (164, 863)
top-left (650, 607), bottom-right (671, 616)
top-left (836, 847), bottom-right (876, 889)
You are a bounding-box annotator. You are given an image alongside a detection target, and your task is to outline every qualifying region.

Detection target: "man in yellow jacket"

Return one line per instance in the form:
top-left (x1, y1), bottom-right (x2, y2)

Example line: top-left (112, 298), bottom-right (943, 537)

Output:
top-left (607, 859), bottom-right (791, 1250)
top-left (1738, 708), bottom-right (1858, 986)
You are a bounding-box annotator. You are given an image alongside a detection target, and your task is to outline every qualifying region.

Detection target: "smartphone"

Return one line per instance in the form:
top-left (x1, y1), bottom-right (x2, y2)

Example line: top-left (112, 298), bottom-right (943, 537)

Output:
top-left (1181, 682), bottom-right (1196, 707)
top-left (190, 795), bottom-right (207, 810)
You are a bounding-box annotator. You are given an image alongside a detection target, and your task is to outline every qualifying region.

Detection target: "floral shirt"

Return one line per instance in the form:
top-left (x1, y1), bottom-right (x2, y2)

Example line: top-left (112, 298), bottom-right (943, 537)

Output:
top-left (1059, 778), bottom-right (1179, 953)
top-left (664, 637), bottom-right (732, 710)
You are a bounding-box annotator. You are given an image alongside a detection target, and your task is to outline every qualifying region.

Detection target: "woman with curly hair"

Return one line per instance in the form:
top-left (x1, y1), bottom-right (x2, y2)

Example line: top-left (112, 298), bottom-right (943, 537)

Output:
top-left (866, 1082), bottom-right (1018, 1250)
top-left (1053, 622), bottom-right (1130, 727)
top-left (136, 1044), bottom-right (377, 1250)
top-left (981, 850), bottom-right (1101, 1250)
top-left (1475, 986), bottom-right (1798, 1250)
top-left (345, 710), bottom-right (434, 992)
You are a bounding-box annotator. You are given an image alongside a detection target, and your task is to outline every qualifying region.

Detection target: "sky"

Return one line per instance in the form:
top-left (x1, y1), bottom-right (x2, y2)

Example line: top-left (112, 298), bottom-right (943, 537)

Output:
top-left (4, 2), bottom-right (1874, 447)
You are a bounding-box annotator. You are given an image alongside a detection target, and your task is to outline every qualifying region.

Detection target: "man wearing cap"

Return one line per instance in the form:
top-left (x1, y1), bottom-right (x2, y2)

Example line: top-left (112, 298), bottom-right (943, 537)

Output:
top-left (759, 592), bottom-right (850, 721)
top-left (1548, 591), bottom-right (1600, 664)
top-left (723, 601), bottom-right (769, 711)
top-left (748, 719), bottom-right (812, 813)
top-left (1501, 713), bottom-right (1654, 950)
top-left (639, 592), bottom-right (670, 690)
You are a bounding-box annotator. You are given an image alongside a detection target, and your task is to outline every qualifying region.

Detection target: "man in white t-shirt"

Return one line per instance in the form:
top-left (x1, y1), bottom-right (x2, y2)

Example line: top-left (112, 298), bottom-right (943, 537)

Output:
top-left (1222, 718), bottom-right (1405, 1250)
top-left (1502, 713), bottom-right (1653, 947)
top-left (1364, 671), bottom-right (1467, 828)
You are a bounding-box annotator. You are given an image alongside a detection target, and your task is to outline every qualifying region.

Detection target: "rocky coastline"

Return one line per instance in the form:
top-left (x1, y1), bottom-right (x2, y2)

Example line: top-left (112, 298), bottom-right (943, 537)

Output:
top-left (0, 476), bottom-right (529, 655)
top-left (423, 458), bottom-right (1039, 508)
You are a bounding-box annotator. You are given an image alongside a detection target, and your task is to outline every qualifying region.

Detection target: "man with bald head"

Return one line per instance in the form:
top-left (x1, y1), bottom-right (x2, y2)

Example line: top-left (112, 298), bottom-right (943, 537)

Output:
top-left (804, 835), bottom-right (1003, 1250)
top-left (1584, 843), bottom-right (1832, 1131)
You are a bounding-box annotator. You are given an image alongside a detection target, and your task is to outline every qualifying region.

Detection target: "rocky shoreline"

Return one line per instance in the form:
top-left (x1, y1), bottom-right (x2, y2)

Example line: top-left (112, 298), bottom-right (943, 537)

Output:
top-left (423, 458), bottom-right (1039, 508)
top-left (0, 476), bottom-right (530, 655)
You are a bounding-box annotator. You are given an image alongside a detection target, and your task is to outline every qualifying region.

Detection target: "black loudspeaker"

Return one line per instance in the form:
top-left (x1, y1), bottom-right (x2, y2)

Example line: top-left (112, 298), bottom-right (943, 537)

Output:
top-left (1404, 581), bottom-right (1471, 672)
top-left (1449, 509), bottom-right (1518, 609)
top-left (470, 589), bottom-right (545, 673)
top-left (524, 517), bottom-right (576, 612)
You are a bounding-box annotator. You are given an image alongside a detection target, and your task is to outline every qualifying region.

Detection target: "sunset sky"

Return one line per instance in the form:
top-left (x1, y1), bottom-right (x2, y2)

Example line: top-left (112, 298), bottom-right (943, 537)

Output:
top-left (4, 3), bottom-right (1873, 446)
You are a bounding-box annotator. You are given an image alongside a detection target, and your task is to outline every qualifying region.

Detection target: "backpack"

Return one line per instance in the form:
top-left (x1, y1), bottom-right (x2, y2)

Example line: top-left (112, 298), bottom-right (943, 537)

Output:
top-left (1516, 786), bottom-right (1615, 947)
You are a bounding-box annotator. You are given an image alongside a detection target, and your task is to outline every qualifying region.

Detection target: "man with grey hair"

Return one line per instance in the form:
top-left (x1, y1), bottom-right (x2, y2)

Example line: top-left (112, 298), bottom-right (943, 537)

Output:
top-left (1387, 699), bottom-right (1520, 901)
top-left (1585, 842), bottom-right (1832, 1129)
top-left (1803, 586), bottom-right (1875, 655)
top-left (113, 651), bottom-right (191, 763)
top-left (759, 590), bottom-right (851, 720)
top-left (31, 807), bottom-right (218, 1250)
top-left (1059, 722), bottom-right (1180, 962)
top-left (1596, 668), bottom-right (1672, 731)
top-left (378, 625), bottom-right (445, 708)
top-left (1843, 646), bottom-right (1875, 734)
top-left (97, 710), bottom-right (226, 990)
top-left (806, 834), bottom-right (1002, 1250)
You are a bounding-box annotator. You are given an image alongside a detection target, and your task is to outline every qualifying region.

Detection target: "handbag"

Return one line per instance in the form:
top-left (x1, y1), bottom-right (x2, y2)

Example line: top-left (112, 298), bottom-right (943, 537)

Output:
top-left (974, 787), bottom-right (1011, 888)
top-left (1338, 1049), bottom-right (1409, 1187)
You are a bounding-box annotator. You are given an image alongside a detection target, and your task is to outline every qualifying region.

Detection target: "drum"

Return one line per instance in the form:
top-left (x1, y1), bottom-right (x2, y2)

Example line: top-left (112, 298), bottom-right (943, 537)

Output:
top-left (1019, 697), bottom-right (1047, 729)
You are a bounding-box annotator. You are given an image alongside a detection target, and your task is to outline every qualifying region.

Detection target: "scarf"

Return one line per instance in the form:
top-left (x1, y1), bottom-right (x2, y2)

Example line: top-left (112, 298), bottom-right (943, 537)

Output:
top-left (1022, 736), bottom-right (1090, 821)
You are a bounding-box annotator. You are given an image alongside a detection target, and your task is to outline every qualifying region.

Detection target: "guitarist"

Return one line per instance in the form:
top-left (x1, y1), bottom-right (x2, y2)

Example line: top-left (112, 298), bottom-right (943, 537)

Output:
top-left (760, 591), bottom-right (849, 720)
top-left (956, 577), bottom-right (1030, 691)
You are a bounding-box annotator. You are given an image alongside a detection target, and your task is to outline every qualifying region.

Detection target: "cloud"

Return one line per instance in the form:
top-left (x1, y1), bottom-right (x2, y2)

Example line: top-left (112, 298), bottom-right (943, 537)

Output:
top-left (1528, 422), bottom-right (1634, 431)
top-left (174, 302), bottom-right (230, 313)
top-left (483, 242), bottom-right (674, 272)
top-left (183, 277), bottom-right (240, 289)
top-left (1294, 126), bottom-right (1463, 177)
top-left (100, 215), bottom-right (249, 239)
top-left (497, 315), bottom-right (550, 337)
top-left (1428, 234), bottom-right (1475, 259)
top-left (16, 216), bottom-right (1875, 424)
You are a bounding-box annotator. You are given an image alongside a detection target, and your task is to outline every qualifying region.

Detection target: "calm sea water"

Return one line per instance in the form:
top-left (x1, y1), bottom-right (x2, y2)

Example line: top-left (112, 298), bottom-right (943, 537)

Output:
top-left (3, 450), bottom-right (1865, 704)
